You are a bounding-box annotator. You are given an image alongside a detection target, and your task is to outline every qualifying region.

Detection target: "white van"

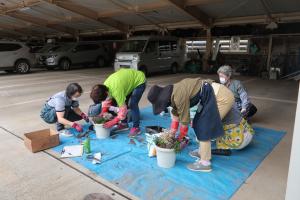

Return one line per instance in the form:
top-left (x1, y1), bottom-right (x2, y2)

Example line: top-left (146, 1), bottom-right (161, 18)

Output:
top-left (114, 36), bottom-right (186, 75)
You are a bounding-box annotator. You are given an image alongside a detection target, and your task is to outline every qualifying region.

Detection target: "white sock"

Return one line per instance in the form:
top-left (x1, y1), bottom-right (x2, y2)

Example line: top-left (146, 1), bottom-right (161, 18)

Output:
top-left (200, 160), bottom-right (211, 166)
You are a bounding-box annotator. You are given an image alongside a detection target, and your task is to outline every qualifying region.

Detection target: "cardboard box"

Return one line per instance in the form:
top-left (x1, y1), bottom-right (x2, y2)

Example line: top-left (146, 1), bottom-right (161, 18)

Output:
top-left (24, 129), bottom-right (60, 153)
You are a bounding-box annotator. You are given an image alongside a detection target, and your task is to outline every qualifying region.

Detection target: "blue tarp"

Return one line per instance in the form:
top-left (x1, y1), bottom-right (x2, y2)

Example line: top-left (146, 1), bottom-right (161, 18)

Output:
top-left (52, 107), bottom-right (286, 200)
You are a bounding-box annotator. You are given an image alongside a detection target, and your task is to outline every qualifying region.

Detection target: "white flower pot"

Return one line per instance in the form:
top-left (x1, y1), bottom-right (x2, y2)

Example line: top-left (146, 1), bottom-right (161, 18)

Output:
top-left (155, 145), bottom-right (176, 168)
top-left (94, 123), bottom-right (110, 139)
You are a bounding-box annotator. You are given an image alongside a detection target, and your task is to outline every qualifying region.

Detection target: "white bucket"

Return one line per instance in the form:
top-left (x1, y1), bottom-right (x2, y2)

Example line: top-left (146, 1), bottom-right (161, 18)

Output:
top-left (94, 124), bottom-right (110, 139)
top-left (155, 145), bottom-right (176, 168)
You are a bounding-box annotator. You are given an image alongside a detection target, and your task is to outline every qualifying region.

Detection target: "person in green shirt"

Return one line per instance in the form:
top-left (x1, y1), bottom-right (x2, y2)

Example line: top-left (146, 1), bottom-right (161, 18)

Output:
top-left (90, 69), bottom-right (146, 137)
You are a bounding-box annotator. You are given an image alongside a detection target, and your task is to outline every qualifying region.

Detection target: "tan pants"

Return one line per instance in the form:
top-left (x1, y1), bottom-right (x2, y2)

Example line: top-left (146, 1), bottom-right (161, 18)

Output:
top-left (199, 83), bottom-right (235, 161)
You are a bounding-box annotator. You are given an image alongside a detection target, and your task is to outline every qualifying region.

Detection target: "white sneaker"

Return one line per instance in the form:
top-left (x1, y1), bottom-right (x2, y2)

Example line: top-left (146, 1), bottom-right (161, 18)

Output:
top-left (187, 161), bottom-right (212, 172)
top-left (58, 129), bottom-right (73, 137)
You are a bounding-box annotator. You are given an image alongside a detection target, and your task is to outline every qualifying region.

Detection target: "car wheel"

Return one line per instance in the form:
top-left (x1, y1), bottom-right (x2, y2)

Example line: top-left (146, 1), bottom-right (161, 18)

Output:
top-left (96, 57), bottom-right (105, 68)
top-left (15, 60), bottom-right (31, 74)
top-left (171, 63), bottom-right (178, 74)
top-left (139, 66), bottom-right (148, 76)
top-left (59, 59), bottom-right (71, 70)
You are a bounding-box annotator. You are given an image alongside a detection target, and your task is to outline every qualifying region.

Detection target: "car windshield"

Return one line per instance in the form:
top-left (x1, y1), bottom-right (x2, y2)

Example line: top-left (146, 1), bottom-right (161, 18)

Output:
top-left (53, 44), bottom-right (74, 52)
top-left (37, 45), bottom-right (61, 53)
top-left (119, 40), bottom-right (147, 52)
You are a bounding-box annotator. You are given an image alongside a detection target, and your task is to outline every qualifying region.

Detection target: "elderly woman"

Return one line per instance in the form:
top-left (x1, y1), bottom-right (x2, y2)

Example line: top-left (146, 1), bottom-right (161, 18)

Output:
top-left (148, 78), bottom-right (234, 172)
top-left (189, 104), bottom-right (255, 158)
top-left (217, 65), bottom-right (257, 119)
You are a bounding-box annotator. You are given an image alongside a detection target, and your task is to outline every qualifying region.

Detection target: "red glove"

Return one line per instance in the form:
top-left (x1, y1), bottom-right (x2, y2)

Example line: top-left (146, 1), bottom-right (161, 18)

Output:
top-left (72, 122), bottom-right (83, 132)
top-left (100, 99), bottom-right (112, 116)
top-left (170, 120), bottom-right (179, 134)
top-left (117, 105), bottom-right (128, 120)
top-left (103, 117), bottom-right (120, 128)
top-left (80, 113), bottom-right (89, 123)
top-left (99, 107), bottom-right (109, 117)
top-left (177, 125), bottom-right (188, 141)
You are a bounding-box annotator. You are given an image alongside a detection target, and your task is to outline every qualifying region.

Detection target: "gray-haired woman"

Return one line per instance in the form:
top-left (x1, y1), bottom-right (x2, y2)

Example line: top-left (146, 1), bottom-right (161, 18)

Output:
top-left (217, 65), bottom-right (257, 119)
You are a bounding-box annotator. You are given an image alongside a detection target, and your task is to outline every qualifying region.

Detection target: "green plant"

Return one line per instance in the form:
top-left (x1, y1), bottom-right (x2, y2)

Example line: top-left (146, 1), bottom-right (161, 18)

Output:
top-left (93, 117), bottom-right (109, 124)
top-left (154, 131), bottom-right (181, 153)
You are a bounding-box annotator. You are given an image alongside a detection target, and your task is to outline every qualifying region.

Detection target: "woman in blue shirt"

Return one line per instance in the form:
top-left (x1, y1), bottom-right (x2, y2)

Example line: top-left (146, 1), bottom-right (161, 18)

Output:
top-left (40, 83), bottom-right (89, 136)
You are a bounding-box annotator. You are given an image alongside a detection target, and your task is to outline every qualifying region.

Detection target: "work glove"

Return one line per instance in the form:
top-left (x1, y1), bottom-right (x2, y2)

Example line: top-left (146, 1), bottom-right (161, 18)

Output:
top-left (72, 122), bottom-right (83, 132)
top-left (99, 99), bottom-right (112, 116)
top-left (81, 113), bottom-right (89, 123)
top-left (109, 106), bottom-right (119, 113)
top-left (103, 117), bottom-right (120, 128)
top-left (177, 125), bottom-right (188, 142)
top-left (170, 120), bottom-right (179, 135)
top-left (117, 105), bottom-right (128, 120)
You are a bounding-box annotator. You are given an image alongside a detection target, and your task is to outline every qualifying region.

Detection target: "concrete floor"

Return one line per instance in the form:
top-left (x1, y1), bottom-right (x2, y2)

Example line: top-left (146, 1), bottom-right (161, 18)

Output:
top-left (0, 67), bottom-right (298, 200)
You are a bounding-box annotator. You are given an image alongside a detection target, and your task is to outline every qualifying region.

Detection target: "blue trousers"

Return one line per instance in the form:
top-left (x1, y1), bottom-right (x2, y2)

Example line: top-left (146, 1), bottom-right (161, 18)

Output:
top-left (87, 83), bottom-right (146, 128)
top-left (127, 83), bottom-right (146, 128)
top-left (40, 104), bottom-right (82, 131)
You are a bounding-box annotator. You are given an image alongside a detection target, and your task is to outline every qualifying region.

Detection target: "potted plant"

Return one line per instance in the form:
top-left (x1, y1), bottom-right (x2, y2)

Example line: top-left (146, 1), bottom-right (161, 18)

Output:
top-left (154, 131), bottom-right (181, 168)
top-left (92, 115), bottom-right (111, 139)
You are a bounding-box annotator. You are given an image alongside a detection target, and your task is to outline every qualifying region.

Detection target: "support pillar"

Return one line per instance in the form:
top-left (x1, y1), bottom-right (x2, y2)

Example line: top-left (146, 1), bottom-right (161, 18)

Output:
top-left (266, 34), bottom-right (273, 72)
top-left (203, 28), bottom-right (212, 72)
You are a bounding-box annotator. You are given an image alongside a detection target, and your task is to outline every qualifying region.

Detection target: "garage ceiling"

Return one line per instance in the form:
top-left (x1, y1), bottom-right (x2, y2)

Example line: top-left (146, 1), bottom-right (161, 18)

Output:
top-left (0, 0), bottom-right (299, 38)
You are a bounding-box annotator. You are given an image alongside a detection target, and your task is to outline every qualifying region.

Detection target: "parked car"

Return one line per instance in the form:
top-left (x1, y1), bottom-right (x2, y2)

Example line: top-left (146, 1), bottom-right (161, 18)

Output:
top-left (114, 36), bottom-right (186, 75)
top-left (39, 42), bottom-right (109, 70)
top-left (97, 40), bottom-right (125, 66)
top-left (26, 42), bottom-right (45, 53)
top-left (35, 44), bottom-right (62, 69)
top-left (0, 41), bottom-right (36, 74)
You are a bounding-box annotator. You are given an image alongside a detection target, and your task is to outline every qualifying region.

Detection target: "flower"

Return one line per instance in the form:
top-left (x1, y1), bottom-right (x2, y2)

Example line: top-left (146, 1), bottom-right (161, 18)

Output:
top-left (154, 130), bottom-right (181, 153)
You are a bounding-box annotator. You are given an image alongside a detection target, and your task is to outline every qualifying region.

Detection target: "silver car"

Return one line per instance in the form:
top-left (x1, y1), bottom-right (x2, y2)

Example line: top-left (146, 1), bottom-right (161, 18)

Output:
top-left (38, 42), bottom-right (108, 70)
top-left (114, 36), bottom-right (186, 75)
top-left (35, 44), bottom-right (61, 68)
top-left (0, 41), bottom-right (36, 74)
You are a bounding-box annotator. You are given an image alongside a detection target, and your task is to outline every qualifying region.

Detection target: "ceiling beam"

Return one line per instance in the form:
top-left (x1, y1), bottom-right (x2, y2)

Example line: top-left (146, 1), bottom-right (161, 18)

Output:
top-left (165, 0), bottom-right (212, 28)
top-left (186, 0), bottom-right (224, 6)
top-left (97, 0), bottom-right (223, 18)
top-left (108, 12), bottom-right (300, 32)
top-left (0, 31), bottom-right (21, 39)
top-left (260, 0), bottom-right (272, 16)
top-left (107, 0), bottom-right (165, 30)
top-left (0, 0), bottom-right (42, 13)
top-left (0, 28), bottom-right (23, 38)
top-left (0, 23), bottom-right (43, 37)
top-left (48, 0), bottom-right (129, 33)
top-left (6, 11), bottom-right (78, 36)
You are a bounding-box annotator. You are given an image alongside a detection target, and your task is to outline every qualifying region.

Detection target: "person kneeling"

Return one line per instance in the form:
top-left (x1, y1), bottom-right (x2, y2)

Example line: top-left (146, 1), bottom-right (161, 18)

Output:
top-left (190, 104), bottom-right (255, 158)
top-left (217, 65), bottom-right (257, 119)
top-left (40, 83), bottom-right (89, 137)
